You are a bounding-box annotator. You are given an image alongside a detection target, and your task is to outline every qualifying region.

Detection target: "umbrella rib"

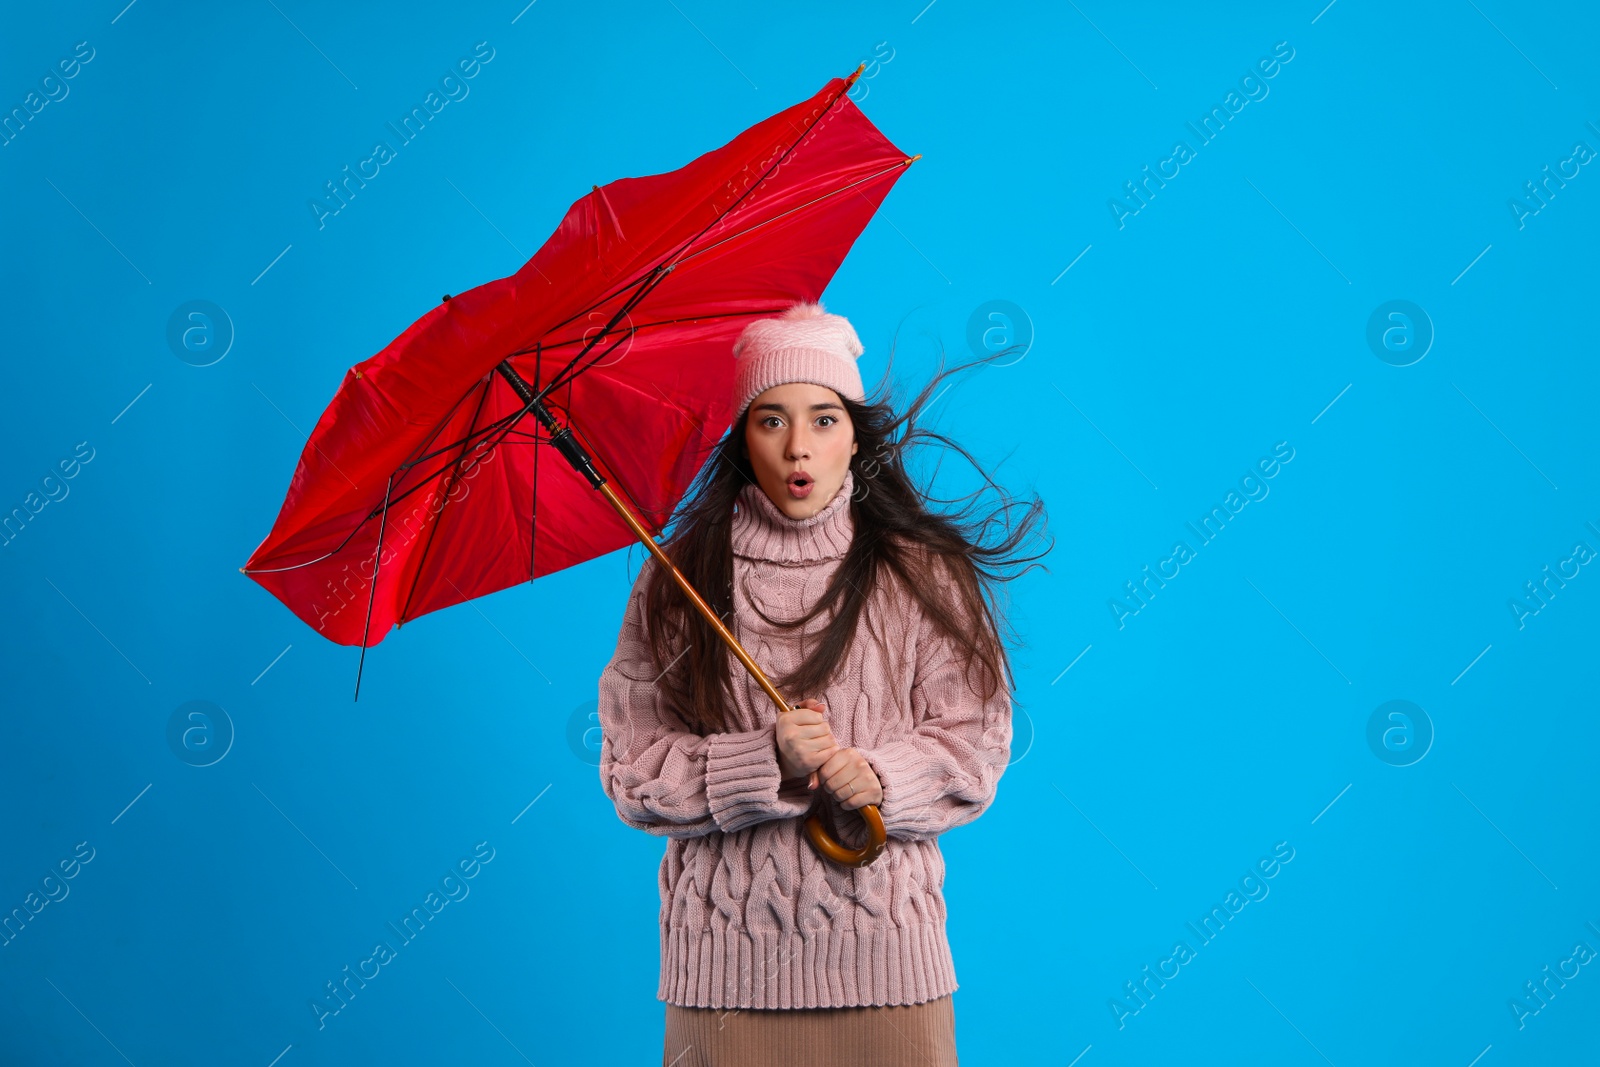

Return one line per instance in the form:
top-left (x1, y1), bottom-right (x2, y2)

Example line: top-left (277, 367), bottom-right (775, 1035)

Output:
top-left (526, 152), bottom-right (896, 403)
top-left (385, 365), bottom-right (555, 619)
top-left (671, 158), bottom-right (913, 269)
top-left (656, 77), bottom-right (860, 277)
top-left (528, 259), bottom-right (659, 343)
top-left (396, 407), bottom-right (524, 473)
top-left (353, 471), bottom-right (396, 700)
top-left (504, 309), bottom-right (789, 404)
top-left (242, 376), bottom-right (499, 575)
top-left (539, 320), bottom-right (640, 397)
top-left (522, 78), bottom-right (863, 397)
top-left (295, 423), bottom-right (499, 544)
top-left (514, 309), bottom-right (786, 354)
top-left (552, 377), bottom-right (719, 537)
top-left (537, 263), bottom-right (676, 399)
top-left (526, 342), bottom-right (542, 582)
top-left (641, 376), bottom-right (762, 496)
top-left (244, 482), bottom-right (415, 575)
top-left (397, 375), bottom-right (494, 626)
top-left (395, 372), bottom-right (493, 471)
top-left (240, 541), bottom-right (355, 575)
top-left (494, 264), bottom-right (661, 388)
top-left (542, 161), bottom-right (901, 399)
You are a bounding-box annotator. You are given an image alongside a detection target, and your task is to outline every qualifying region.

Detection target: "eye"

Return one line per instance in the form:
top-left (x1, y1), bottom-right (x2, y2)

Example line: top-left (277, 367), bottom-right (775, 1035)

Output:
top-left (760, 416), bottom-right (782, 429)
top-left (816, 415), bottom-right (838, 428)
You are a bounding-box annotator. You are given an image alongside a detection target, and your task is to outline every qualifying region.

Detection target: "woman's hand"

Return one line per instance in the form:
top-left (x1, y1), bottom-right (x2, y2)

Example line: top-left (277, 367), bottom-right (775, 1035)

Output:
top-left (776, 699), bottom-right (840, 785)
top-left (817, 747), bottom-right (883, 812)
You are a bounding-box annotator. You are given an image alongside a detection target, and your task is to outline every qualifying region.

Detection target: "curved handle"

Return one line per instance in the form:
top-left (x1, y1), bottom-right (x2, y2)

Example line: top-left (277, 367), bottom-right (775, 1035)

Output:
top-left (803, 804), bottom-right (887, 868)
top-left (784, 710), bottom-right (889, 868)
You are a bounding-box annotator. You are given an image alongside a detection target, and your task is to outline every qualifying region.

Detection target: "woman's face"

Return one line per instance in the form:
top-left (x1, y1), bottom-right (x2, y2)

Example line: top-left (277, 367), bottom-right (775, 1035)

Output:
top-left (743, 382), bottom-right (858, 520)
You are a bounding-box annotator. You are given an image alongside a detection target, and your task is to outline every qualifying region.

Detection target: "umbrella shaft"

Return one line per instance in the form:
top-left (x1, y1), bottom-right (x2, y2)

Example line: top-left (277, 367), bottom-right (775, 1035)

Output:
top-left (495, 358), bottom-right (887, 868)
top-left (496, 356), bottom-right (780, 705)
top-left (597, 474), bottom-right (795, 715)
top-left (494, 360), bottom-right (604, 489)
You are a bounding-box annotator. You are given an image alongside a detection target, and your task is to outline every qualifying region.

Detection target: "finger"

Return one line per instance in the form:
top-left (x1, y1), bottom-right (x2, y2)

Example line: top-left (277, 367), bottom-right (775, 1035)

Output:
top-left (829, 772), bottom-right (860, 799)
top-left (804, 748), bottom-right (838, 780)
top-left (840, 778), bottom-right (877, 810)
top-left (818, 749), bottom-right (855, 785)
top-left (830, 745), bottom-right (860, 770)
top-left (778, 723), bottom-right (826, 745)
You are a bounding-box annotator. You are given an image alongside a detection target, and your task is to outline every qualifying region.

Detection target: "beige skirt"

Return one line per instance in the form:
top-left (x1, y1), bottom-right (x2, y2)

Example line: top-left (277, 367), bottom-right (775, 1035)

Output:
top-left (663, 995), bottom-right (957, 1067)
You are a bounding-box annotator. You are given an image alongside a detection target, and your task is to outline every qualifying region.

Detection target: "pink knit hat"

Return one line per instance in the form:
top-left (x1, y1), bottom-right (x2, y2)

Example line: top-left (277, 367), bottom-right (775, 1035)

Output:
top-left (731, 300), bottom-right (865, 418)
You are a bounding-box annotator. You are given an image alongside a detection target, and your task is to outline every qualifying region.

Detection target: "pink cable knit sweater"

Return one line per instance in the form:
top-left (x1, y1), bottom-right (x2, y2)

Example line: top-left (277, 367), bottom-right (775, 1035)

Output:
top-left (597, 468), bottom-right (1013, 1010)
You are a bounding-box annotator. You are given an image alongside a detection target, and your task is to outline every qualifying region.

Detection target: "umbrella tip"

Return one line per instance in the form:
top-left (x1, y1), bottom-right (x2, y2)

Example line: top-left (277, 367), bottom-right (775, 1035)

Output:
top-left (442, 294), bottom-right (452, 302)
top-left (908, 154), bottom-right (921, 164)
top-left (845, 62), bottom-right (865, 86)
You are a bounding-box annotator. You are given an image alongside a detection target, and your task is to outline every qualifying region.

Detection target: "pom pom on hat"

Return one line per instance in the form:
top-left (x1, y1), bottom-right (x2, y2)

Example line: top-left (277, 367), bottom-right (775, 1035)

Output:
top-left (732, 298), bottom-right (865, 417)
top-left (778, 300), bottom-right (829, 321)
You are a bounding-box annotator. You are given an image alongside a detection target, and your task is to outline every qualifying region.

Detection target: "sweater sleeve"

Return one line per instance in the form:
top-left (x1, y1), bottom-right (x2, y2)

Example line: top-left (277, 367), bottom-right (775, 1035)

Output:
top-left (597, 560), bottom-right (817, 839)
top-left (855, 598), bottom-right (1013, 843)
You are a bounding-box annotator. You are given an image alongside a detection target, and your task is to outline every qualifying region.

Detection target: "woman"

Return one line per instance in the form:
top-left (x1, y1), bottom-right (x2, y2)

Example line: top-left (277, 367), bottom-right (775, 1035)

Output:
top-left (597, 300), bottom-right (1049, 1066)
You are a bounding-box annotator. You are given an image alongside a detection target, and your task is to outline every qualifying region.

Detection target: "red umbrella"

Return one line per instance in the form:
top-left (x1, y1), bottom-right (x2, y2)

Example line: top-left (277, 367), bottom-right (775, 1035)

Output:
top-left (241, 67), bottom-right (913, 867)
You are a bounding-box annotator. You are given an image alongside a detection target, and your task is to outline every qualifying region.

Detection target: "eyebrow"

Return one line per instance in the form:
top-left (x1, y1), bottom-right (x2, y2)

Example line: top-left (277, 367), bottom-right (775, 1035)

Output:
top-left (751, 402), bottom-right (844, 414)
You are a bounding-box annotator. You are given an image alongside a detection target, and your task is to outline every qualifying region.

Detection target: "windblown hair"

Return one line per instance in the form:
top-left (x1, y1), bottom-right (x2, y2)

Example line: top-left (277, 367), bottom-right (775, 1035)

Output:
top-left (634, 335), bottom-right (1053, 735)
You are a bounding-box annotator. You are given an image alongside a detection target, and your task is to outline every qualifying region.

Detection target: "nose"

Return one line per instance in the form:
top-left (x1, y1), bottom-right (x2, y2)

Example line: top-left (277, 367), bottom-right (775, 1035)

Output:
top-left (784, 426), bottom-right (811, 461)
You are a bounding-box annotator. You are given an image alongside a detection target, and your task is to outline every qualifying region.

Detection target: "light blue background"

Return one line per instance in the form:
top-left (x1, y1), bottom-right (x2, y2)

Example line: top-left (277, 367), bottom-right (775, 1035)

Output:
top-left (3, 1), bottom-right (1597, 1064)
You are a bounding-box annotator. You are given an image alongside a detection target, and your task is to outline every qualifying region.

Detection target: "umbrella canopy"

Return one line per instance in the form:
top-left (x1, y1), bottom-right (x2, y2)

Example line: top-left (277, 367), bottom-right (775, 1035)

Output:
top-left (242, 70), bottom-right (914, 650)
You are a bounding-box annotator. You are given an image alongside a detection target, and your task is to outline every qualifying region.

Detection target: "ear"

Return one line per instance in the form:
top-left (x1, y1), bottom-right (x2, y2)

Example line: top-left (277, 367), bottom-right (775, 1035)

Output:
top-left (851, 440), bottom-right (859, 455)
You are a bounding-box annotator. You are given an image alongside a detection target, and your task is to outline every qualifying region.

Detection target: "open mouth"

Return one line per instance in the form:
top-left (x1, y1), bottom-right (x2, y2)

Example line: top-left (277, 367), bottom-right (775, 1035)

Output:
top-left (786, 472), bottom-right (813, 498)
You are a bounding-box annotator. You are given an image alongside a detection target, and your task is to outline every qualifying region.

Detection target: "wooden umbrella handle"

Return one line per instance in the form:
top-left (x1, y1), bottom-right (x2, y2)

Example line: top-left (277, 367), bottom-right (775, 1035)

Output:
top-left (803, 797), bottom-right (888, 868)
top-left (782, 713), bottom-right (889, 868)
top-left (800, 812), bottom-right (889, 870)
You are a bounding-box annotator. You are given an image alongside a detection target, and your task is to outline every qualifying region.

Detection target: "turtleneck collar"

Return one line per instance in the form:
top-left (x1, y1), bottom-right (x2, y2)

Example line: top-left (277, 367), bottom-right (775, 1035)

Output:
top-left (731, 468), bottom-right (856, 563)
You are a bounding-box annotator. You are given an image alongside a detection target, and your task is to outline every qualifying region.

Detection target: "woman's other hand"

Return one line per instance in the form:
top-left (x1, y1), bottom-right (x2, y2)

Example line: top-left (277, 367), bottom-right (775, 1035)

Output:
top-left (777, 698), bottom-right (839, 785)
top-left (818, 747), bottom-right (883, 812)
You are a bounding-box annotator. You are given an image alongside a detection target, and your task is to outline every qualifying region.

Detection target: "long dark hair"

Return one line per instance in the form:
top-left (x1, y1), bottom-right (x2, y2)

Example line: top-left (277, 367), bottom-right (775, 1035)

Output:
top-left (635, 336), bottom-right (1053, 735)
